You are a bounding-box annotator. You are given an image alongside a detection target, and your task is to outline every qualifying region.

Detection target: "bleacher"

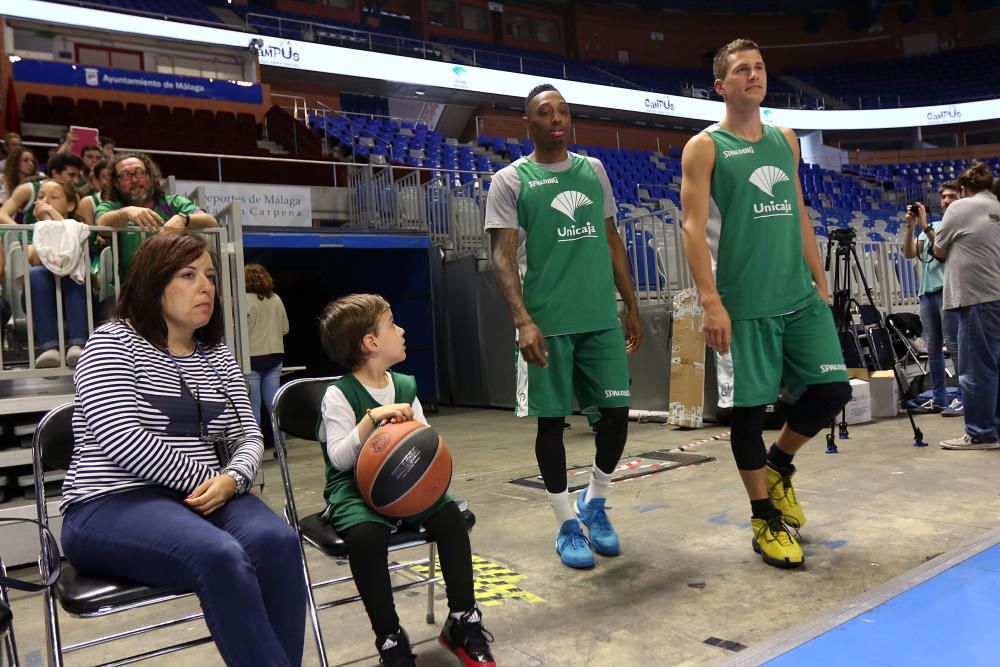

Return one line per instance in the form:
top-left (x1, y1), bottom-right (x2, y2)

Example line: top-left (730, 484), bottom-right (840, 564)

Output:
top-left (50, 0), bottom-right (222, 24)
top-left (21, 94), bottom-right (262, 154)
top-left (790, 44), bottom-right (1000, 107)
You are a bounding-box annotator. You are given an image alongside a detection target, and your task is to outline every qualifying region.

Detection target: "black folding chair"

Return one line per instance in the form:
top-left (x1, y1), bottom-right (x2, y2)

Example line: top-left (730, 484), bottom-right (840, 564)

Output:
top-left (33, 403), bottom-right (213, 666)
top-left (271, 377), bottom-right (476, 667)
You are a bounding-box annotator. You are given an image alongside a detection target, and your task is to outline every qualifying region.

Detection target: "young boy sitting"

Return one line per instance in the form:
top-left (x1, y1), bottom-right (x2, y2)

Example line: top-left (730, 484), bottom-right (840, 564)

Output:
top-left (318, 293), bottom-right (496, 667)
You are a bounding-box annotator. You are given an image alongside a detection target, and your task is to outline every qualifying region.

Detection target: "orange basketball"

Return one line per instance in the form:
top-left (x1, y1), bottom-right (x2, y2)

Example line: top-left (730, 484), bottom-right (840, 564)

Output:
top-left (355, 421), bottom-right (452, 518)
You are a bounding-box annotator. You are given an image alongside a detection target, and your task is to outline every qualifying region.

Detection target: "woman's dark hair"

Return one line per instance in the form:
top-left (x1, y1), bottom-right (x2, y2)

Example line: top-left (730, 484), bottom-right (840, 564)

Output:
top-left (244, 263), bottom-right (275, 299)
top-left (957, 161), bottom-right (993, 194)
top-left (2, 147), bottom-right (36, 194)
top-left (114, 233), bottom-right (224, 348)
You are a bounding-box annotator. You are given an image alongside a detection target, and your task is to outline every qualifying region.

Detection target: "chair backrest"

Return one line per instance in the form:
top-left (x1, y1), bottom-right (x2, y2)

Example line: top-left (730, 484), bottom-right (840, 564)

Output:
top-left (34, 403), bottom-right (76, 472)
top-left (272, 377), bottom-right (339, 442)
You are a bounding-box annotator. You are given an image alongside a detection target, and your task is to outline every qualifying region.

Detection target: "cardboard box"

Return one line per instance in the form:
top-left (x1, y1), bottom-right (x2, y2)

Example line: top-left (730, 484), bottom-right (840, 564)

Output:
top-left (844, 378), bottom-right (872, 425)
top-left (870, 370), bottom-right (899, 417)
top-left (668, 288), bottom-right (706, 428)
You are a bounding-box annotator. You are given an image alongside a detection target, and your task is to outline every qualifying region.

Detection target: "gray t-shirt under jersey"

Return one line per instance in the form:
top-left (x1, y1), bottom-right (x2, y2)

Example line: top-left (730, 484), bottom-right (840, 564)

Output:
top-left (935, 190), bottom-right (1000, 310)
top-left (485, 153), bottom-right (617, 231)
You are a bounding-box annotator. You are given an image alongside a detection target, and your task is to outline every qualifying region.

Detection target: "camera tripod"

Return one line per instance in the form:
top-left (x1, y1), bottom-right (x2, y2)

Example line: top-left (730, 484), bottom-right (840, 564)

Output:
top-left (824, 228), bottom-right (926, 450)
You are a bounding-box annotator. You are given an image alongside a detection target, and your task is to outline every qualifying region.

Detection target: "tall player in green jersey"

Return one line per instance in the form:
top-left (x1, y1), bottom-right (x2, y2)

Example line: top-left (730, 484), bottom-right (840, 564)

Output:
top-left (486, 85), bottom-right (642, 570)
top-left (681, 39), bottom-right (852, 569)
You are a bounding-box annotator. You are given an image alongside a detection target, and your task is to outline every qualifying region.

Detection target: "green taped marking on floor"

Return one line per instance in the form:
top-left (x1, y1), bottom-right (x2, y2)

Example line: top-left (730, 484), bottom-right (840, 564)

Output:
top-left (409, 554), bottom-right (545, 606)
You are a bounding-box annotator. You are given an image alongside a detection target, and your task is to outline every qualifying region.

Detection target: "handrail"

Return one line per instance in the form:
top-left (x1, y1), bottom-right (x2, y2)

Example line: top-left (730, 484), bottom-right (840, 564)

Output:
top-left (0, 224), bottom-right (247, 378)
top-left (39, 0), bottom-right (226, 29)
top-left (243, 11), bottom-right (567, 80)
top-left (22, 141), bottom-right (492, 176)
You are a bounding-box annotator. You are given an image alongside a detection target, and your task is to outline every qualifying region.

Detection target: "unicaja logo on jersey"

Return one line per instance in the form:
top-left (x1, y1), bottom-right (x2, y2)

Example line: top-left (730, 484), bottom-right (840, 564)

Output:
top-left (749, 165), bottom-right (794, 220)
top-left (556, 222), bottom-right (598, 242)
top-left (749, 166), bottom-right (789, 197)
top-left (551, 190), bottom-right (593, 221)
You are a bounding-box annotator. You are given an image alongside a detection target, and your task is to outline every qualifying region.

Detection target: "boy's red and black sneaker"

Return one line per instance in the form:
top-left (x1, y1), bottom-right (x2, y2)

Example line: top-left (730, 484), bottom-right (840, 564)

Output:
top-left (376, 628), bottom-right (419, 667)
top-left (438, 607), bottom-right (496, 666)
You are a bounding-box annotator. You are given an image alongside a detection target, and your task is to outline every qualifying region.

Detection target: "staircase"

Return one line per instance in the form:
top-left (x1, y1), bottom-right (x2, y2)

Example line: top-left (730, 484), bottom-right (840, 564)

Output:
top-left (779, 75), bottom-right (853, 110)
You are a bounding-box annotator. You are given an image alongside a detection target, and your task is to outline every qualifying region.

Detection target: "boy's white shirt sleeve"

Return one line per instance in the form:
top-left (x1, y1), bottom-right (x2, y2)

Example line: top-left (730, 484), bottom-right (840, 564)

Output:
top-left (411, 397), bottom-right (428, 426)
top-left (321, 386), bottom-right (367, 472)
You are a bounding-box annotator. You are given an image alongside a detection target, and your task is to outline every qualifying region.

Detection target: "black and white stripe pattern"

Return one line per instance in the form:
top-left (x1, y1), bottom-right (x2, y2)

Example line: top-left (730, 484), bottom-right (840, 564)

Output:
top-left (61, 321), bottom-right (263, 511)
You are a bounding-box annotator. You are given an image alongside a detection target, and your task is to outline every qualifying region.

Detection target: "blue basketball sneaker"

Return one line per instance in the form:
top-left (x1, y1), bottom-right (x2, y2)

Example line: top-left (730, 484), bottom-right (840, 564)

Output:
top-left (575, 492), bottom-right (620, 557)
top-left (555, 519), bottom-right (594, 569)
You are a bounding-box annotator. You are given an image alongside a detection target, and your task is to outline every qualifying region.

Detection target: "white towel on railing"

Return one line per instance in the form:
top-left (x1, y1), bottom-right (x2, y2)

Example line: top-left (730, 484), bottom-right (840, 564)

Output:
top-left (31, 219), bottom-right (91, 285)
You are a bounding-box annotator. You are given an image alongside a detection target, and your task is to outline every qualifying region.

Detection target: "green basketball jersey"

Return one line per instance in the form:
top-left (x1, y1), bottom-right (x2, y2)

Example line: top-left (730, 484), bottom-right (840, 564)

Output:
top-left (318, 372), bottom-right (450, 530)
top-left (17, 181), bottom-right (42, 245)
top-left (703, 123), bottom-right (815, 320)
top-left (514, 155), bottom-right (618, 336)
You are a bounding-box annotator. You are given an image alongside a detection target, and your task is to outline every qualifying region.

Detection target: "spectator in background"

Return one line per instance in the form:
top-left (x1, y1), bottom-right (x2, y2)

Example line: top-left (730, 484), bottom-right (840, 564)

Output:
top-left (22, 179), bottom-right (90, 368)
top-left (0, 147), bottom-right (40, 205)
top-left (77, 159), bottom-right (112, 227)
top-left (934, 162), bottom-right (1000, 451)
top-left (99, 136), bottom-right (116, 159)
top-left (78, 144), bottom-right (103, 193)
top-left (0, 153), bottom-right (82, 228)
top-left (244, 263), bottom-right (289, 441)
top-left (903, 181), bottom-right (962, 416)
top-left (0, 132), bottom-right (23, 170)
top-left (78, 159), bottom-right (113, 300)
top-left (95, 152), bottom-right (217, 275)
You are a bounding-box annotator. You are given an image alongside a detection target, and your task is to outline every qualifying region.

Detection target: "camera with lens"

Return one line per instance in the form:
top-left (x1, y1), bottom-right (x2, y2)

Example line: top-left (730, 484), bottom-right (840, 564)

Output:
top-left (204, 434), bottom-right (235, 467)
top-left (907, 202), bottom-right (921, 216)
top-left (829, 227), bottom-right (856, 244)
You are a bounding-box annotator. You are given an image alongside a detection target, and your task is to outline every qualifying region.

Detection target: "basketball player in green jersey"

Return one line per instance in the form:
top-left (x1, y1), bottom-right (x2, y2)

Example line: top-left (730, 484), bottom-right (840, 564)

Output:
top-left (681, 39), bottom-right (852, 568)
top-left (486, 84), bottom-right (641, 570)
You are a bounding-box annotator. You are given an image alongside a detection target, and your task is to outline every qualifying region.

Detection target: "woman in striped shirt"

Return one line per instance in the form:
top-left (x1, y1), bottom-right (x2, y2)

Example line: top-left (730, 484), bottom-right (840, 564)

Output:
top-left (60, 233), bottom-right (306, 666)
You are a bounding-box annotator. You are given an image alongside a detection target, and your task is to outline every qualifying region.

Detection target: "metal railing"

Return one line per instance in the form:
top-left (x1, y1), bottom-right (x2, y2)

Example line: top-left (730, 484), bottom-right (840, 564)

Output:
top-left (614, 209), bottom-right (921, 315)
top-left (0, 221), bottom-right (250, 382)
top-left (246, 13), bottom-right (443, 60)
top-left (345, 163), bottom-right (493, 257)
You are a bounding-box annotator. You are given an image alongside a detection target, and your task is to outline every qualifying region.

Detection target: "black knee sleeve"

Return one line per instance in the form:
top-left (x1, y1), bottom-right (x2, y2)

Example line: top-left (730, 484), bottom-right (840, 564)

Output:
top-left (535, 417), bottom-right (568, 493)
top-left (786, 381), bottom-right (853, 438)
top-left (730, 406), bottom-right (767, 470)
top-left (594, 406), bottom-right (628, 474)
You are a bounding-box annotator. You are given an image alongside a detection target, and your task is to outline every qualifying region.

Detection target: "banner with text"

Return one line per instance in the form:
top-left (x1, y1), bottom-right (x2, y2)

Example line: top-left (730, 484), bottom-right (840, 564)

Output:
top-left (7, 1), bottom-right (1000, 131)
top-left (177, 181), bottom-right (312, 227)
top-left (13, 59), bottom-right (262, 104)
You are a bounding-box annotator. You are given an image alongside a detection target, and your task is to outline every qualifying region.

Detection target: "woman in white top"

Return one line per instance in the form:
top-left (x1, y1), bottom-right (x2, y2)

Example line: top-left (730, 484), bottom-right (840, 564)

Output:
top-left (244, 263), bottom-right (289, 437)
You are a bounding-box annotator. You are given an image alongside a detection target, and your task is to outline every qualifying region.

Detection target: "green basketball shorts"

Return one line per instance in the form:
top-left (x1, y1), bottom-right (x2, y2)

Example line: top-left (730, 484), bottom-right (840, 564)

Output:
top-left (725, 296), bottom-right (848, 407)
top-left (515, 328), bottom-right (631, 417)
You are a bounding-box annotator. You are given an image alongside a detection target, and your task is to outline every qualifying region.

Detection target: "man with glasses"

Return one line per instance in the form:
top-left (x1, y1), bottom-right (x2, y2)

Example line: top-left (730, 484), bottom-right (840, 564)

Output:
top-left (95, 152), bottom-right (217, 275)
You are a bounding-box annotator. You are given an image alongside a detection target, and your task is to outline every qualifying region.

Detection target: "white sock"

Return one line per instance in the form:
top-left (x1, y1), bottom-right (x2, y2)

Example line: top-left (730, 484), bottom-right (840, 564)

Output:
top-left (585, 464), bottom-right (614, 505)
top-left (548, 490), bottom-right (575, 525)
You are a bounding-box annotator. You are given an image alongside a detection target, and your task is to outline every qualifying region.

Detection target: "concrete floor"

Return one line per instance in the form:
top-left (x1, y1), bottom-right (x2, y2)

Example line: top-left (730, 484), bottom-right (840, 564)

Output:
top-left (5, 407), bottom-right (999, 666)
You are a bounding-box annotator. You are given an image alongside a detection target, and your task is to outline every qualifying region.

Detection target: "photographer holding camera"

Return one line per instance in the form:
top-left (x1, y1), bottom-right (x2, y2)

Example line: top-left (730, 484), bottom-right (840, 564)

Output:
top-left (933, 161), bottom-right (1000, 450)
top-left (902, 181), bottom-right (962, 416)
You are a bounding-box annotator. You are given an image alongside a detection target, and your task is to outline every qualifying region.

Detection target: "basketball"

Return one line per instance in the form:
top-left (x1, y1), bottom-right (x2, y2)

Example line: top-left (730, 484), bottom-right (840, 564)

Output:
top-left (355, 421), bottom-right (452, 518)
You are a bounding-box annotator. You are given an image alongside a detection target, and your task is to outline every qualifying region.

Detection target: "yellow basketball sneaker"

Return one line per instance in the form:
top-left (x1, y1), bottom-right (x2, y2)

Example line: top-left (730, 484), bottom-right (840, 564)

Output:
top-left (751, 515), bottom-right (804, 569)
top-left (767, 465), bottom-right (806, 529)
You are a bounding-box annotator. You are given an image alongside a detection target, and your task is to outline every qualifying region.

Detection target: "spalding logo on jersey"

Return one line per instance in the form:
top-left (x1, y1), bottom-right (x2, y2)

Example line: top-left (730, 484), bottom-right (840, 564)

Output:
top-left (749, 165), bottom-right (794, 221)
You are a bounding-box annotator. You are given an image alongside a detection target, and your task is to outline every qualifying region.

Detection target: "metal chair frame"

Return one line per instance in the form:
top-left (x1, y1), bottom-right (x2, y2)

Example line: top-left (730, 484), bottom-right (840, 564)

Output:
top-left (33, 403), bottom-right (213, 667)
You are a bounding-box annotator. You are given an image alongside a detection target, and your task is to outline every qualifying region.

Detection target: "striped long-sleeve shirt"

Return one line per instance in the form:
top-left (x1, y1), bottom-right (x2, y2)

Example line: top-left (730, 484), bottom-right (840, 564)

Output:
top-left (61, 321), bottom-right (262, 511)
